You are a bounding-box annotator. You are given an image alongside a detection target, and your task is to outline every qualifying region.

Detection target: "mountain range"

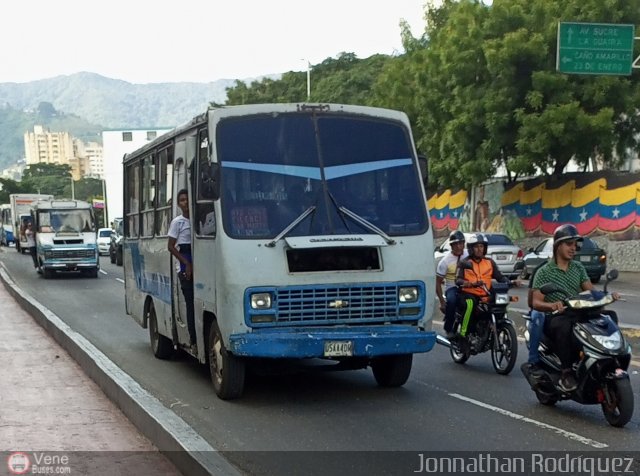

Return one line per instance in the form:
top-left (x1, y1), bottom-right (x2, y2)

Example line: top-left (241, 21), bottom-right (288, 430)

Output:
top-left (0, 72), bottom-right (267, 171)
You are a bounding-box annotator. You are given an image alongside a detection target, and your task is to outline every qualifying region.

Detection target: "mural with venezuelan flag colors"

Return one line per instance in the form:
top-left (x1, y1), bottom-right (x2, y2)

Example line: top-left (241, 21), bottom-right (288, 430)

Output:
top-left (428, 172), bottom-right (640, 242)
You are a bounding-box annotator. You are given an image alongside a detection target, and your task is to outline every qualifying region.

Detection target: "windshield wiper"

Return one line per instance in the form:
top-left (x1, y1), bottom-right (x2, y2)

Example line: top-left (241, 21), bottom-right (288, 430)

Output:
top-left (265, 206), bottom-right (316, 248)
top-left (338, 206), bottom-right (396, 245)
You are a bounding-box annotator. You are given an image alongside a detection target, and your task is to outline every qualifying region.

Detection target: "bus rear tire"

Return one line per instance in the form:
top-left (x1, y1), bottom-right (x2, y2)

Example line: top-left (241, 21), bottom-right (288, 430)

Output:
top-left (371, 354), bottom-right (413, 387)
top-left (148, 304), bottom-right (173, 359)
top-left (208, 320), bottom-right (245, 400)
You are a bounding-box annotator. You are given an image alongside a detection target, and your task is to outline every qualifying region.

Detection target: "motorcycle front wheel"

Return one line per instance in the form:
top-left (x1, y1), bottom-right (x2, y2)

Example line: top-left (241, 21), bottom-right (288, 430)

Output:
top-left (450, 339), bottom-right (470, 364)
top-left (601, 377), bottom-right (634, 427)
top-left (491, 322), bottom-right (518, 375)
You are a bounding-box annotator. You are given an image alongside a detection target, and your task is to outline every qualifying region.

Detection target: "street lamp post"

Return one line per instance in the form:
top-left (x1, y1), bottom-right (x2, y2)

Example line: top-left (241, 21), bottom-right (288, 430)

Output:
top-left (306, 61), bottom-right (311, 100)
top-left (301, 59), bottom-right (311, 100)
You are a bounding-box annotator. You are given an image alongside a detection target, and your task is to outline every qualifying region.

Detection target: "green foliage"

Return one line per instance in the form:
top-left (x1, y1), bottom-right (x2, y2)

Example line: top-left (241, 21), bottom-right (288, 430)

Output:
top-left (225, 53), bottom-right (394, 106)
top-left (21, 163), bottom-right (72, 197)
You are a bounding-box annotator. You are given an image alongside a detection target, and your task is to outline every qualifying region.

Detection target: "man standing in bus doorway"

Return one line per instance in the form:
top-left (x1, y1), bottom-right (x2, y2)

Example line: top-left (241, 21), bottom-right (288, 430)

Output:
top-left (25, 222), bottom-right (38, 269)
top-left (168, 189), bottom-right (196, 351)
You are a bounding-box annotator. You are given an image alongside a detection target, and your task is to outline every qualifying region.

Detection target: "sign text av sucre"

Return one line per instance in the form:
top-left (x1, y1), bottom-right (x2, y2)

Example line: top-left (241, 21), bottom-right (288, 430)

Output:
top-left (557, 22), bottom-right (635, 75)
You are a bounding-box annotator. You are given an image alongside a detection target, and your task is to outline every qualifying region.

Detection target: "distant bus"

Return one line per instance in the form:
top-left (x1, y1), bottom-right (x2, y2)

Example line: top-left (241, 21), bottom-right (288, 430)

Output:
top-left (0, 204), bottom-right (12, 246)
top-left (123, 103), bottom-right (437, 399)
top-left (32, 199), bottom-right (99, 278)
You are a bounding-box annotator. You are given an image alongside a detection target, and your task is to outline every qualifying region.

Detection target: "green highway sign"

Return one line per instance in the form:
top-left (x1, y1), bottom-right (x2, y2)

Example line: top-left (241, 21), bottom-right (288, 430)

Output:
top-left (557, 22), bottom-right (635, 75)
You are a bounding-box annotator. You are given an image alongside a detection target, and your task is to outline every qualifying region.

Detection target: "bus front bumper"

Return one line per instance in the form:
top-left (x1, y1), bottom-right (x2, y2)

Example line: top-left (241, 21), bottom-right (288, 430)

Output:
top-left (229, 325), bottom-right (436, 358)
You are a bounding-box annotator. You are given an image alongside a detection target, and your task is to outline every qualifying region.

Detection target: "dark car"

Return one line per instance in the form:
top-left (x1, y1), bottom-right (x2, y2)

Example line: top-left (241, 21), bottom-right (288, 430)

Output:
top-left (109, 217), bottom-right (124, 266)
top-left (520, 236), bottom-right (606, 283)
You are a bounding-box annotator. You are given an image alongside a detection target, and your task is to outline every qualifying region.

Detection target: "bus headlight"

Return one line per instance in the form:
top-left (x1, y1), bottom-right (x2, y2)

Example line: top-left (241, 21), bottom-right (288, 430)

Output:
top-left (251, 292), bottom-right (273, 309)
top-left (399, 286), bottom-right (418, 303)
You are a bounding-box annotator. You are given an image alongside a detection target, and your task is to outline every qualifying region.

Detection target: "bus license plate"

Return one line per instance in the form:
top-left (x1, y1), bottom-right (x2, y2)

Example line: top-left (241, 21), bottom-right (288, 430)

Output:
top-left (324, 341), bottom-right (353, 357)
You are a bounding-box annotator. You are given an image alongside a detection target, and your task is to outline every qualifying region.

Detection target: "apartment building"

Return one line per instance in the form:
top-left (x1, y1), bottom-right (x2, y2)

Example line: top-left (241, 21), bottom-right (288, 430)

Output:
top-left (23, 125), bottom-right (98, 181)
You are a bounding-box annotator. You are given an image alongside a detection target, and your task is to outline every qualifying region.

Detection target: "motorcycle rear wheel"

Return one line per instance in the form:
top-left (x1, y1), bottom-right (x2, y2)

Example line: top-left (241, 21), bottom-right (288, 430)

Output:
top-left (491, 322), bottom-right (518, 375)
top-left (601, 378), bottom-right (634, 427)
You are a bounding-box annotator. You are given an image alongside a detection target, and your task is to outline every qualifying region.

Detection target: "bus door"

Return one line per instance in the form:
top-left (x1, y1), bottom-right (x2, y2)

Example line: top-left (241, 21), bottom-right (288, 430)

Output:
top-left (170, 138), bottom-right (194, 345)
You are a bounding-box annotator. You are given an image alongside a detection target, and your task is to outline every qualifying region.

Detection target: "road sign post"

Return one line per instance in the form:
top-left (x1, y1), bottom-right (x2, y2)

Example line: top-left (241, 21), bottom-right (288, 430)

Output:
top-left (557, 22), bottom-right (635, 75)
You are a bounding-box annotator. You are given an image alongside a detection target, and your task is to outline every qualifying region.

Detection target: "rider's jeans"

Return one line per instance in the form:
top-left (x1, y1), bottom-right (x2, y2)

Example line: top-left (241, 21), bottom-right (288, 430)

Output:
top-left (528, 310), bottom-right (545, 364)
top-left (444, 286), bottom-right (459, 332)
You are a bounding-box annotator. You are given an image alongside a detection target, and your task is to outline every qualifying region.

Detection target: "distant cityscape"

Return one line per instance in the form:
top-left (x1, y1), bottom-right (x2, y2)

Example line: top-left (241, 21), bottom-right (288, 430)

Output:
top-left (1, 125), bottom-right (172, 224)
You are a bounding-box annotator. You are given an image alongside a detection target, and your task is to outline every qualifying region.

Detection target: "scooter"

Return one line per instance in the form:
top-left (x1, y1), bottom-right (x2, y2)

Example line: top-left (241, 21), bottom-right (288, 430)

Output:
top-left (521, 269), bottom-right (634, 427)
top-left (437, 279), bottom-right (519, 375)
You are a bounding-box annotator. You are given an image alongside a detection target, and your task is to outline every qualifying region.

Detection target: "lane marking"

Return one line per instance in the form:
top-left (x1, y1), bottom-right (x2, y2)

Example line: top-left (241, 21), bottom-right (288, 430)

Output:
top-left (99, 269), bottom-right (107, 275)
top-left (448, 393), bottom-right (608, 449)
top-left (116, 278), bottom-right (125, 284)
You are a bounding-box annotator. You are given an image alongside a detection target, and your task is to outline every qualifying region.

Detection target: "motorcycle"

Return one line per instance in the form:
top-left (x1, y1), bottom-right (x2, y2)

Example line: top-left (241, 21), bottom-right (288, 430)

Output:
top-left (521, 269), bottom-right (634, 427)
top-left (437, 277), bottom-right (519, 375)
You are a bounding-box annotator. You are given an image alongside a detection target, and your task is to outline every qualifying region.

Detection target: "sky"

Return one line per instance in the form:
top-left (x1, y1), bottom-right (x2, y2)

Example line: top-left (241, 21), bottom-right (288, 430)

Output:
top-left (1, 0), bottom-right (432, 84)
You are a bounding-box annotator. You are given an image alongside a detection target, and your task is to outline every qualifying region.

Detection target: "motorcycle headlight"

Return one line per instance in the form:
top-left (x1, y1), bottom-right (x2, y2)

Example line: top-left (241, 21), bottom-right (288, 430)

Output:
top-left (592, 331), bottom-right (622, 350)
top-left (495, 294), bottom-right (509, 305)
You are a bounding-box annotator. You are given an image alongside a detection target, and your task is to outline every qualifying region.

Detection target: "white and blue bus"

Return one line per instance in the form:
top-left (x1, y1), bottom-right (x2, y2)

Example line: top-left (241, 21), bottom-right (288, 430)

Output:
top-left (0, 204), bottom-right (12, 246)
top-left (123, 103), bottom-right (437, 399)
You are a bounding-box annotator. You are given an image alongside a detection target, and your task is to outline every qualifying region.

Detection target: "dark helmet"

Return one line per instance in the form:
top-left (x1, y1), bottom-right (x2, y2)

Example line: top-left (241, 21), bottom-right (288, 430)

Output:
top-left (553, 224), bottom-right (583, 253)
top-left (467, 233), bottom-right (488, 256)
top-left (449, 230), bottom-right (465, 245)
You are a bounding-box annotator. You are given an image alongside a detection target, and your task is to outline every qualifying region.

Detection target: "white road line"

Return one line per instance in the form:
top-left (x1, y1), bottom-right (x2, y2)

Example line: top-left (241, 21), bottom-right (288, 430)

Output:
top-left (99, 269), bottom-right (107, 275)
top-left (116, 278), bottom-right (125, 284)
top-left (448, 393), bottom-right (608, 449)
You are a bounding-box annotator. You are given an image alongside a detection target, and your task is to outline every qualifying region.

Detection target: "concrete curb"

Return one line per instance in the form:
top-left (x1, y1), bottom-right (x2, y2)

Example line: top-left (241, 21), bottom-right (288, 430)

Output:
top-left (0, 264), bottom-right (241, 476)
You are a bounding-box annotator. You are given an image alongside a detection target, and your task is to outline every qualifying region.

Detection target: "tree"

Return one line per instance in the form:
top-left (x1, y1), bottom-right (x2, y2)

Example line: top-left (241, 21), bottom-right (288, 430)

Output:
top-left (21, 163), bottom-right (72, 197)
top-left (377, 0), bottom-right (640, 188)
top-left (224, 53), bottom-right (393, 105)
top-left (0, 178), bottom-right (28, 203)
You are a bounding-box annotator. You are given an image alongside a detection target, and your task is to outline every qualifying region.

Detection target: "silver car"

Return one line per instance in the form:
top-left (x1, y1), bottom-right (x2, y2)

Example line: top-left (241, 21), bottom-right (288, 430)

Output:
top-left (434, 232), bottom-right (523, 278)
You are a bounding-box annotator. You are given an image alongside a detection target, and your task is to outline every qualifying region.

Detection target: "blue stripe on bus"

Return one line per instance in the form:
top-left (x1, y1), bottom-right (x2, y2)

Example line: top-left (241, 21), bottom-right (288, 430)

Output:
top-left (221, 157), bottom-right (412, 180)
top-left (128, 242), bottom-right (172, 304)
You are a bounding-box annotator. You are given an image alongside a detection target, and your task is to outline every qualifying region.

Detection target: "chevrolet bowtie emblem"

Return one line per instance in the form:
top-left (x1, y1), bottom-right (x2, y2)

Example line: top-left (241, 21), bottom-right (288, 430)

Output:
top-left (329, 300), bottom-right (349, 309)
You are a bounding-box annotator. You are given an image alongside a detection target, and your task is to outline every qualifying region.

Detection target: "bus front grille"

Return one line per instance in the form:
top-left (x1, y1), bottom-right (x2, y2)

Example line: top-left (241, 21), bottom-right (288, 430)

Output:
top-left (273, 284), bottom-right (406, 324)
top-left (45, 249), bottom-right (94, 260)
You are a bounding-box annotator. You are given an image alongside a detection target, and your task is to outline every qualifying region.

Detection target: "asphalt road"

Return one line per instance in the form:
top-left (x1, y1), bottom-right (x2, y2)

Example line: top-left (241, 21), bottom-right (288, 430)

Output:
top-left (1, 246), bottom-right (639, 475)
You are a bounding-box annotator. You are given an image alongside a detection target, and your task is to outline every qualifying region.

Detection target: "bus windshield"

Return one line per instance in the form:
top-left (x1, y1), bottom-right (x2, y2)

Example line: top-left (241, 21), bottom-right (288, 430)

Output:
top-left (37, 209), bottom-right (95, 233)
top-left (218, 113), bottom-right (428, 239)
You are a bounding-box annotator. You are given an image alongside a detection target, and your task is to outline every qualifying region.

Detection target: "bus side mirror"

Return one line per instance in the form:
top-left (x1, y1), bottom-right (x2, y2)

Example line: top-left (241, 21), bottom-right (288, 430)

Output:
top-left (200, 162), bottom-right (220, 200)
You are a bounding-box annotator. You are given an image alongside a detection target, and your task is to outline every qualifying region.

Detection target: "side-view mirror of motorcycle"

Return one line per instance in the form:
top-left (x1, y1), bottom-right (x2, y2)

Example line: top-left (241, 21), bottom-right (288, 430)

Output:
top-left (539, 283), bottom-right (561, 295)
top-left (603, 269), bottom-right (618, 293)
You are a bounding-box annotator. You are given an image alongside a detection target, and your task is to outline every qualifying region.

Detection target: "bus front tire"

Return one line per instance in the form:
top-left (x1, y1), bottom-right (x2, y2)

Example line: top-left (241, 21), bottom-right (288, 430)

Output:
top-left (371, 354), bottom-right (413, 387)
top-left (208, 321), bottom-right (245, 400)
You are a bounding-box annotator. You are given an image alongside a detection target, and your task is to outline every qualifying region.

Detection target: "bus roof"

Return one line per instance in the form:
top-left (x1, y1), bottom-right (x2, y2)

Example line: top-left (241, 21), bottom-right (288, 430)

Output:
top-left (33, 199), bottom-right (92, 210)
top-left (122, 103), bottom-right (409, 165)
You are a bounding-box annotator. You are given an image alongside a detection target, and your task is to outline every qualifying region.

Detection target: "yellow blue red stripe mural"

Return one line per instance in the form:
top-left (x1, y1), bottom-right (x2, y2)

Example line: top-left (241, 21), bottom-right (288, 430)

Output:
top-left (428, 172), bottom-right (640, 240)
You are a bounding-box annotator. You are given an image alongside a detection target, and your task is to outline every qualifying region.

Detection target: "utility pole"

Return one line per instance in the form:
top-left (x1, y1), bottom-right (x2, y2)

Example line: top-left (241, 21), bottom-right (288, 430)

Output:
top-left (71, 178), bottom-right (75, 200)
top-left (102, 178), bottom-right (108, 226)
